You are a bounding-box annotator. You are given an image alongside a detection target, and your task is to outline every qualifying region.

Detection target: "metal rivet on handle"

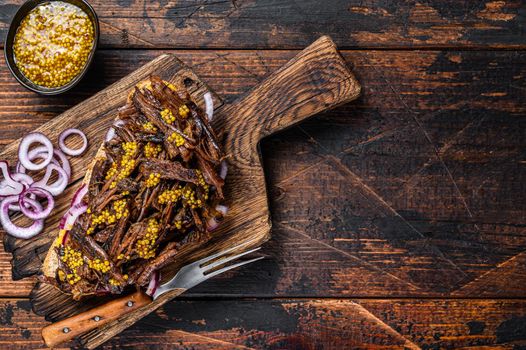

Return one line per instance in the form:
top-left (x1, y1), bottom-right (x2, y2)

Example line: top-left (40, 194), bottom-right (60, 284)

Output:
top-left (93, 316), bottom-right (101, 322)
top-left (126, 301), bottom-right (134, 307)
top-left (63, 327), bottom-right (70, 333)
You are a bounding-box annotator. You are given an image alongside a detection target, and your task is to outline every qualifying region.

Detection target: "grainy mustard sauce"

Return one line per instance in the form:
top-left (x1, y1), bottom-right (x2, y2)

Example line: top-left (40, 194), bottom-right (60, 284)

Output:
top-left (13, 1), bottom-right (94, 88)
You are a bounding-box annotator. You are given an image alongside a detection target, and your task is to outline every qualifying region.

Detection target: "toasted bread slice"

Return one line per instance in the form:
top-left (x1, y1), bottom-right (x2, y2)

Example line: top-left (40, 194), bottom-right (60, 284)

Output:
top-left (42, 78), bottom-right (175, 280)
top-left (42, 143), bottom-right (106, 279)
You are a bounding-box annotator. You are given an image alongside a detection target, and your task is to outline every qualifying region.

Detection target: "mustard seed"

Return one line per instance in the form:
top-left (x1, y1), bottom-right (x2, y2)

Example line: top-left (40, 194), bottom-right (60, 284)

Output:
top-left (13, 1), bottom-right (94, 88)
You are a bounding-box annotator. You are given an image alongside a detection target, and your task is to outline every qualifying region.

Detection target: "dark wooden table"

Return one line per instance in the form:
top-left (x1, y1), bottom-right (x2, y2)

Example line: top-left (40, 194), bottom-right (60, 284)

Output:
top-left (0, 1), bottom-right (524, 349)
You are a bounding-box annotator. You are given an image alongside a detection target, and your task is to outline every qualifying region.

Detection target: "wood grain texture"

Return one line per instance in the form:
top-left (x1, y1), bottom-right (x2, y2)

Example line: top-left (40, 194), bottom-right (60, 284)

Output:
top-left (0, 0), bottom-right (522, 348)
top-left (0, 0), bottom-right (524, 49)
top-left (0, 49), bottom-right (523, 299)
top-left (1, 298), bottom-right (526, 349)
top-left (79, 36), bottom-right (360, 349)
top-left (41, 290), bottom-right (154, 348)
top-left (3, 36), bottom-right (361, 347)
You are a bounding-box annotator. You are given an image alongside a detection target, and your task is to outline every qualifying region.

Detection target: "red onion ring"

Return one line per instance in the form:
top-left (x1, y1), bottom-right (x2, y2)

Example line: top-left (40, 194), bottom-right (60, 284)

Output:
top-left (58, 128), bottom-right (88, 156)
top-left (52, 149), bottom-right (71, 180)
top-left (0, 161), bottom-right (24, 196)
top-left (105, 120), bottom-right (126, 142)
top-left (206, 217), bottom-right (220, 232)
top-left (17, 146), bottom-right (71, 181)
top-left (59, 202), bottom-right (87, 231)
top-left (58, 213), bottom-right (67, 231)
top-left (33, 163), bottom-right (68, 196)
top-left (61, 230), bottom-right (69, 245)
top-left (216, 205), bottom-right (228, 216)
top-left (105, 128), bottom-right (116, 142)
top-left (115, 120), bottom-right (126, 127)
top-left (20, 187), bottom-right (54, 220)
top-left (0, 195), bottom-right (44, 239)
top-left (0, 128), bottom-right (92, 238)
top-left (71, 184), bottom-right (88, 207)
top-left (219, 160), bottom-right (228, 180)
top-left (11, 173), bottom-right (34, 187)
top-left (207, 204), bottom-right (228, 231)
top-left (18, 133), bottom-right (54, 171)
top-left (146, 271), bottom-right (160, 296)
top-left (1, 173), bottom-right (35, 211)
top-left (16, 147), bottom-right (57, 173)
top-left (58, 184), bottom-right (88, 231)
top-left (204, 92), bottom-right (214, 121)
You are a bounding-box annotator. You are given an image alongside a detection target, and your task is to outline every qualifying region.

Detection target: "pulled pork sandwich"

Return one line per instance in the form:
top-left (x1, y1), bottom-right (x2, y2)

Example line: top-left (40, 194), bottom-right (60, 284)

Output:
top-left (41, 76), bottom-right (226, 300)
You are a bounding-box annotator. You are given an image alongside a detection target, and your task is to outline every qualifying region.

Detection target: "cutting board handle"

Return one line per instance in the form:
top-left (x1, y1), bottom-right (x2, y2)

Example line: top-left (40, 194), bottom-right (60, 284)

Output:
top-left (41, 290), bottom-right (153, 348)
top-left (42, 36), bottom-right (361, 350)
top-left (217, 35), bottom-right (360, 154)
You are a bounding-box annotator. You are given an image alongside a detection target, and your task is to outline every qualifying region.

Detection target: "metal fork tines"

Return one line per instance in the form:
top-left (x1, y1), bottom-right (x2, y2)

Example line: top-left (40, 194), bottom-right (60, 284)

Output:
top-left (152, 242), bottom-right (263, 299)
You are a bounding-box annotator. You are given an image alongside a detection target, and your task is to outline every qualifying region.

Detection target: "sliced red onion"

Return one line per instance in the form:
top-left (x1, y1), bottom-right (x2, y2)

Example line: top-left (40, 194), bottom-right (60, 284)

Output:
top-left (0, 195), bottom-right (44, 239)
top-left (16, 146), bottom-right (57, 173)
top-left (61, 230), bottom-right (69, 245)
top-left (105, 120), bottom-right (126, 142)
top-left (11, 173), bottom-right (34, 187)
top-left (58, 213), bottom-right (67, 231)
top-left (0, 128), bottom-right (93, 239)
top-left (53, 148), bottom-right (71, 180)
top-left (0, 161), bottom-right (24, 196)
top-left (206, 217), bottom-right (220, 232)
top-left (20, 187), bottom-right (54, 220)
top-left (59, 202), bottom-right (87, 231)
top-left (33, 163), bottom-right (68, 196)
top-left (146, 271), bottom-right (160, 296)
top-left (216, 205), bottom-right (228, 216)
top-left (204, 92), bottom-right (214, 121)
top-left (16, 146), bottom-right (71, 180)
top-left (208, 204), bottom-right (228, 231)
top-left (18, 133), bottom-right (54, 171)
top-left (58, 183), bottom-right (88, 236)
top-left (58, 128), bottom-right (88, 156)
top-left (95, 286), bottom-right (111, 295)
top-left (105, 128), bottom-right (116, 142)
top-left (0, 171), bottom-right (32, 193)
top-left (71, 184), bottom-right (88, 207)
top-left (219, 160), bottom-right (228, 180)
top-left (2, 173), bottom-right (34, 211)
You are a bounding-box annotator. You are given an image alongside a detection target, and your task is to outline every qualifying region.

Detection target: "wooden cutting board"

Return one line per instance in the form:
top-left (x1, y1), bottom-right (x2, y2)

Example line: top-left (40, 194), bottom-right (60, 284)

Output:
top-left (1, 35), bottom-right (360, 349)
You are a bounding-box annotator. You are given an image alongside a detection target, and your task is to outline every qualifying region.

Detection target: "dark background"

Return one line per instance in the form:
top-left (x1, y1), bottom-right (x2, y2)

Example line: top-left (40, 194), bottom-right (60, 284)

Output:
top-left (0, 0), bottom-right (524, 349)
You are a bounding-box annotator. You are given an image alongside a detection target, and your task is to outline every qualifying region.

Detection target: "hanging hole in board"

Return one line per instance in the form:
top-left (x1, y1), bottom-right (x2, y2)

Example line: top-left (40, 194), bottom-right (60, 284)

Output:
top-left (183, 77), bottom-right (194, 88)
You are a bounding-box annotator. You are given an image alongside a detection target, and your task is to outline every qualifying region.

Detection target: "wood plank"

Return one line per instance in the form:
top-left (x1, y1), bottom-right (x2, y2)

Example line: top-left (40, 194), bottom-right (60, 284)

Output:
top-left (0, 0), bottom-right (524, 49)
top-left (28, 37), bottom-right (361, 349)
top-left (1, 298), bottom-right (526, 349)
top-left (357, 299), bottom-right (526, 349)
top-left (0, 49), bottom-right (524, 299)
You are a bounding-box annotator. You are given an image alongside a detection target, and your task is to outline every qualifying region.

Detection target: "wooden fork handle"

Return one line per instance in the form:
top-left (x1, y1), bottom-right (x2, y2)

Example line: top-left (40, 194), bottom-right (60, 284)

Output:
top-left (42, 290), bottom-right (152, 348)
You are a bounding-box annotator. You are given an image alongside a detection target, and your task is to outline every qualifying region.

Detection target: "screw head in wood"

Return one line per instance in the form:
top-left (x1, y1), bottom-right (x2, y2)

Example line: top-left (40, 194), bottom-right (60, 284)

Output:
top-left (63, 327), bottom-right (70, 333)
top-left (93, 316), bottom-right (101, 322)
top-left (126, 301), bottom-right (134, 307)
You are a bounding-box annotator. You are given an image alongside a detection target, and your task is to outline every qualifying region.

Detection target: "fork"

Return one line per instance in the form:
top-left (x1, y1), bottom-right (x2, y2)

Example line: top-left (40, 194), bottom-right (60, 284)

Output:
top-left (42, 243), bottom-right (263, 348)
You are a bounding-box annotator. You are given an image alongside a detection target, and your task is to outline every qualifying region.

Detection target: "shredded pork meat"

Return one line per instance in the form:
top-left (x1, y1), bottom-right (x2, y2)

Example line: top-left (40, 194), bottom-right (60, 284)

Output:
top-left (52, 76), bottom-right (225, 299)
